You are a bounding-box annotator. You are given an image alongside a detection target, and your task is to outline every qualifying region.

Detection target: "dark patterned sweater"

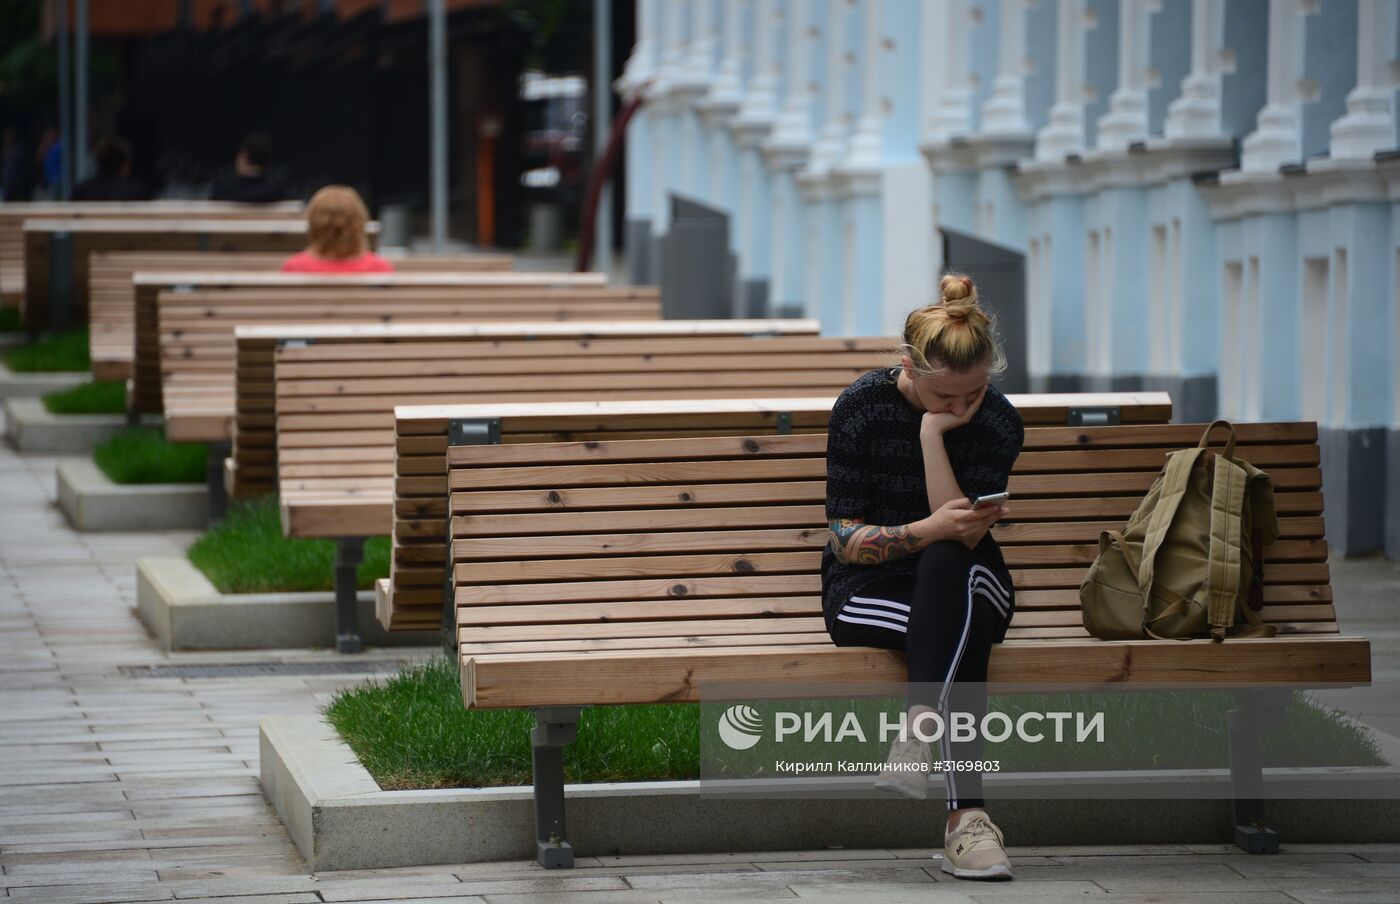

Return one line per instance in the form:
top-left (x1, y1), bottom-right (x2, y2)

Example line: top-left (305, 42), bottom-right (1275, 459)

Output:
top-left (821, 367), bottom-right (1025, 623)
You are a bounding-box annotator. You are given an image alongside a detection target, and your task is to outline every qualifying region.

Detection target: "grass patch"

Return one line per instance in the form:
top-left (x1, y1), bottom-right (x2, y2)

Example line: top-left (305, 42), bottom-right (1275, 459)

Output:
top-left (2, 330), bottom-right (89, 372)
top-left (93, 426), bottom-right (207, 485)
top-left (42, 380), bottom-right (126, 414)
top-left (326, 657), bottom-right (700, 790)
top-left (326, 660), bottom-right (1387, 791)
top-left (0, 307), bottom-right (19, 332)
top-left (187, 495), bottom-right (389, 594)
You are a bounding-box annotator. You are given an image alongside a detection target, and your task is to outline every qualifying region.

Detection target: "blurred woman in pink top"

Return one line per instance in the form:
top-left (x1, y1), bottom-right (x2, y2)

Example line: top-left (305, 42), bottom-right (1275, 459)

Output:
top-left (281, 185), bottom-right (395, 273)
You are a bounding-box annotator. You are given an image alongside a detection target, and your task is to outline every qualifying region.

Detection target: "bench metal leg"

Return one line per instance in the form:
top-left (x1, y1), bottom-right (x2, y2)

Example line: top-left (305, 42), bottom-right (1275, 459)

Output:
top-left (49, 232), bottom-right (74, 333)
top-left (334, 537), bottom-right (365, 654)
top-left (1227, 688), bottom-right (1291, 854)
top-left (531, 706), bottom-right (581, 868)
top-left (205, 441), bottom-right (231, 524)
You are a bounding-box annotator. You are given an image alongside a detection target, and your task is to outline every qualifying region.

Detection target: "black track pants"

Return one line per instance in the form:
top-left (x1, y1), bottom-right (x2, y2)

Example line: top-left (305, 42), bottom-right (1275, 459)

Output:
top-left (826, 537), bottom-right (1015, 811)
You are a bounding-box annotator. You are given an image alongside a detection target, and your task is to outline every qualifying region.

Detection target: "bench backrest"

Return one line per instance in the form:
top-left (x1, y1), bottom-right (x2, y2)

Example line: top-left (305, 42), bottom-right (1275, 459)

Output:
top-left (131, 272), bottom-right (624, 417)
top-left (88, 250), bottom-right (513, 380)
top-left (387, 392), bottom-right (1175, 632)
top-left (0, 202), bottom-right (302, 302)
top-left (232, 319), bottom-right (824, 499)
top-left (277, 335), bottom-right (896, 539)
top-left (21, 216), bottom-right (318, 330)
top-left (448, 422), bottom-right (1338, 708)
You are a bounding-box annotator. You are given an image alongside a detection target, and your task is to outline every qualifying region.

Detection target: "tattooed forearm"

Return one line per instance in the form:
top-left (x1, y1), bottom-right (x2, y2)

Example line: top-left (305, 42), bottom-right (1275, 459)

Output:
top-left (828, 518), bottom-right (924, 565)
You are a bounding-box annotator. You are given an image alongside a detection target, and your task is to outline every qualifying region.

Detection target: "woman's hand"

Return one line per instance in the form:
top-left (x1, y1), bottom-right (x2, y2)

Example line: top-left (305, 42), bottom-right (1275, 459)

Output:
top-left (923, 496), bottom-right (1009, 549)
top-left (920, 385), bottom-right (988, 437)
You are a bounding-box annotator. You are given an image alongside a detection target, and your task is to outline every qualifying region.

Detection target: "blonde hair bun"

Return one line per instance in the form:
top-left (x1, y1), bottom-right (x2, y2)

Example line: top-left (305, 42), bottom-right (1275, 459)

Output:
top-left (901, 271), bottom-right (1007, 377)
top-left (939, 274), bottom-right (978, 321)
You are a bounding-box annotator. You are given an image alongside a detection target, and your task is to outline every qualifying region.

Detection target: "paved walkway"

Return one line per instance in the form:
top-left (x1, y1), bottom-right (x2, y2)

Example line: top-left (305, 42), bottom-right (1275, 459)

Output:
top-left (2, 430), bottom-right (1399, 903)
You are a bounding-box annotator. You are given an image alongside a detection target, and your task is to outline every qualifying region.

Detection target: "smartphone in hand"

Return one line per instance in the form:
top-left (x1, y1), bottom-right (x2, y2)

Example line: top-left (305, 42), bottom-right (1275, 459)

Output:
top-left (969, 491), bottom-right (1010, 509)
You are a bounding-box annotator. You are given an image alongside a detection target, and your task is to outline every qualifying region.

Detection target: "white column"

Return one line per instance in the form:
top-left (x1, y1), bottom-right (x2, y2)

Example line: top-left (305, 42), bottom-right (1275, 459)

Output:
top-left (768, 0), bottom-right (815, 153)
top-left (927, 0), bottom-right (973, 142)
top-left (806, 0), bottom-right (852, 174)
top-left (684, 0), bottom-right (718, 85)
top-left (981, 0), bottom-right (1032, 135)
top-left (1239, 0), bottom-right (1306, 173)
top-left (1164, 0), bottom-right (1226, 139)
top-left (1096, 0), bottom-right (1151, 151)
top-left (707, 0), bottom-right (745, 109)
top-left (1035, 0), bottom-right (1087, 160)
top-left (617, 0), bottom-right (659, 97)
top-left (844, 0), bottom-right (885, 170)
top-left (1329, 0), bottom-right (1400, 160)
top-left (734, 0), bottom-right (781, 131)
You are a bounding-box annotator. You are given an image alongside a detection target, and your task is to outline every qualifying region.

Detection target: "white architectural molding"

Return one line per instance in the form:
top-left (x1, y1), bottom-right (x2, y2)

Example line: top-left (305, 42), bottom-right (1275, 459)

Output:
top-left (981, 0), bottom-right (1034, 137)
top-left (1035, 0), bottom-right (1088, 160)
top-left (1096, 0), bottom-right (1151, 152)
top-left (1238, 0), bottom-right (1307, 174)
top-left (1163, 0), bottom-right (1226, 139)
top-left (1328, 0), bottom-right (1399, 160)
top-left (927, 0), bottom-right (975, 143)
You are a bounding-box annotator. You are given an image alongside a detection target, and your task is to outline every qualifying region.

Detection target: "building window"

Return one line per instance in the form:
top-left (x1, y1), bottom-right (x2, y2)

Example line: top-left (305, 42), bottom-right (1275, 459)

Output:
top-left (1330, 247), bottom-right (1348, 426)
top-left (1245, 256), bottom-right (1261, 421)
top-left (1222, 260), bottom-right (1244, 419)
top-left (1301, 256), bottom-right (1329, 424)
top-left (1150, 224), bottom-right (1168, 374)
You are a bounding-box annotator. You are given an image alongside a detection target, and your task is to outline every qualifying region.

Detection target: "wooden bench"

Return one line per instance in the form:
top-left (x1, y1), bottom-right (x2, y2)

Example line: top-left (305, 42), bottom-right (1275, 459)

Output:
top-left (270, 330), bottom-right (892, 651)
top-left (88, 250), bottom-right (513, 380)
top-left (131, 271), bottom-right (623, 422)
top-left (441, 419), bottom-right (1369, 866)
top-left (387, 393), bottom-right (1173, 636)
top-left (20, 216), bottom-right (325, 331)
top-left (0, 201), bottom-right (302, 308)
top-left (233, 319), bottom-right (826, 499)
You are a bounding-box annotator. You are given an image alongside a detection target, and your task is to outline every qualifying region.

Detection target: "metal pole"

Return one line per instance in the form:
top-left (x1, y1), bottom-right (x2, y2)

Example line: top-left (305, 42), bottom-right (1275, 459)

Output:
top-left (56, 0), bottom-right (73, 199)
top-left (592, 0), bottom-right (614, 276)
top-left (429, 0), bottom-right (448, 251)
top-left (75, 0), bottom-right (89, 181)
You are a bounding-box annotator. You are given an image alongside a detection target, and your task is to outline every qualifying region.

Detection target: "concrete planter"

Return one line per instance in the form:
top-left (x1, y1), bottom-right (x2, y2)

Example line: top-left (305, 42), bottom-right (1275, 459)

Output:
top-left (137, 556), bottom-right (440, 652)
top-left (260, 714), bottom-right (1400, 873)
top-left (4, 397), bottom-right (137, 453)
top-left (57, 458), bottom-right (206, 531)
top-left (0, 361), bottom-right (87, 399)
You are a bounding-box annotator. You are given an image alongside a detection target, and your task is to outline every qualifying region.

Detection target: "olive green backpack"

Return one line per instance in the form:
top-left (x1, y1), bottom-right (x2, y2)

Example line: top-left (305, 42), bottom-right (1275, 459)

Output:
top-left (1079, 421), bottom-right (1280, 642)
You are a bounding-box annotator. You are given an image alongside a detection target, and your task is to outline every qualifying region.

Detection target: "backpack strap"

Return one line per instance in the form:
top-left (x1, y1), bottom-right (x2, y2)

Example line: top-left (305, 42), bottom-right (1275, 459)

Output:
top-left (1206, 451), bottom-right (1247, 641)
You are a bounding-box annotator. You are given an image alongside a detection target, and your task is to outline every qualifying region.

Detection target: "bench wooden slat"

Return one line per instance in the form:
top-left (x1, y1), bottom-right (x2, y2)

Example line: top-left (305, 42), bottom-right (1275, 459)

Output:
top-left (462, 637), bottom-right (1371, 707)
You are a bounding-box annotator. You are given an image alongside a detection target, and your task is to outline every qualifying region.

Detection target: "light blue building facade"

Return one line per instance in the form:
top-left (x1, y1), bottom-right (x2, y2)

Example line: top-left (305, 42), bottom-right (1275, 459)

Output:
top-left (618, 0), bottom-right (1400, 558)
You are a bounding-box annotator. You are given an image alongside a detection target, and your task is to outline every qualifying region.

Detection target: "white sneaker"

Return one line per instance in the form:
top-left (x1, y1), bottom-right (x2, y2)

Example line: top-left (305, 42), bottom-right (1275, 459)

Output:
top-left (941, 809), bottom-right (1013, 880)
top-left (872, 737), bottom-right (931, 800)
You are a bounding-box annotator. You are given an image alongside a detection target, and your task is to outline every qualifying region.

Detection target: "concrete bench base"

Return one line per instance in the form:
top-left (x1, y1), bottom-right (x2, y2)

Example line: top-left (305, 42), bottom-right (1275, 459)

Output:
top-left (4, 397), bottom-right (141, 453)
top-left (0, 362), bottom-right (87, 399)
top-left (57, 458), bottom-right (207, 531)
top-left (260, 714), bottom-right (1400, 873)
top-left (137, 556), bottom-right (440, 651)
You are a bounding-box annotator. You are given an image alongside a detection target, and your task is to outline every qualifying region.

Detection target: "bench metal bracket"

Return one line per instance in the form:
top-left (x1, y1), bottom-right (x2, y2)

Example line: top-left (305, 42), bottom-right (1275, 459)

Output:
top-left (276, 338), bottom-right (316, 350)
top-left (531, 706), bottom-right (582, 868)
top-left (1067, 407), bottom-right (1121, 427)
top-left (443, 419), bottom-right (503, 652)
top-left (206, 441), bottom-right (232, 524)
top-left (775, 412), bottom-right (792, 435)
top-left (334, 537), bottom-right (366, 654)
top-left (1227, 688), bottom-right (1291, 854)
